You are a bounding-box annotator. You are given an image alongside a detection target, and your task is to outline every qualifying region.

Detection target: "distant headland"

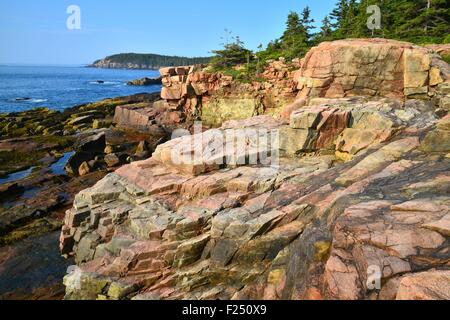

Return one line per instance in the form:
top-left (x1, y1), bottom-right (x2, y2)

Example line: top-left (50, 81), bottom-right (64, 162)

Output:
top-left (89, 53), bottom-right (211, 70)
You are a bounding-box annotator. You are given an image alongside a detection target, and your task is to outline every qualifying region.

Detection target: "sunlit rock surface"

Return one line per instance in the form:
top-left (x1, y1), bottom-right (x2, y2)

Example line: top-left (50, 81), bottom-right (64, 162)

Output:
top-left (61, 39), bottom-right (450, 300)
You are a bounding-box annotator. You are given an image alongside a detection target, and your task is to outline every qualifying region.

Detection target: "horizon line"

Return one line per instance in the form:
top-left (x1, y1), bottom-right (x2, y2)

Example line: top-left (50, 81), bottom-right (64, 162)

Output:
top-left (0, 63), bottom-right (90, 67)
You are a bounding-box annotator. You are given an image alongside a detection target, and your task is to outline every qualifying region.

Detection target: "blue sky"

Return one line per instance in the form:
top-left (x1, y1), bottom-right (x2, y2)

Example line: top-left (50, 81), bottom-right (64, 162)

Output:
top-left (0, 0), bottom-right (337, 65)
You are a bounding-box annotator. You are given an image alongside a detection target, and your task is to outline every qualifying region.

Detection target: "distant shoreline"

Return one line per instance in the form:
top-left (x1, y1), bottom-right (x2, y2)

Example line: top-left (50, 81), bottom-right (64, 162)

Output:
top-left (86, 65), bottom-right (160, 71)
top-left (90, 53), bottom-right (211, 71)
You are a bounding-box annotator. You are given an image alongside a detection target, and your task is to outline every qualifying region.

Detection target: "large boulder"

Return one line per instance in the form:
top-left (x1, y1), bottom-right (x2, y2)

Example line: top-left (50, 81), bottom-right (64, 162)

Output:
top-left (280, 97), bottom-right (421, 159)
top-left (152, 115), bottom-right (283, 175)
top-left (74, 132), bottom-right (106, 154)
top-left (113, 101), bottom-right (188, 133)
top-left (295, 39), bottom-right (449, 100)
top-left (65, 132), bottom-right (106, 176)
top-left (114, 105), bottom-right (155, 129)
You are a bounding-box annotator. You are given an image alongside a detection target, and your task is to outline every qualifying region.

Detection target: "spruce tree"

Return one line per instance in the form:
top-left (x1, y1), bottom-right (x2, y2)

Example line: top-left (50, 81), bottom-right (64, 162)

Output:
top-left (320, 16), bottom-right (333, 39)
top-left (210, 36), bottom-right (253, 70)
top-left (330, 0), bottom-right (349, 38)
top-left (345, 0), bottom-right (359, 37)
top-left (281, 11), bottom-right (302, 50)
top-left (401, 0), bottom-right (450, 43)
top-left (351, 0), bottom-right (449, 43)
top-left (279, 11), bottom-right (310, 59)
top-left (301, 6), bottom-right (315, 44)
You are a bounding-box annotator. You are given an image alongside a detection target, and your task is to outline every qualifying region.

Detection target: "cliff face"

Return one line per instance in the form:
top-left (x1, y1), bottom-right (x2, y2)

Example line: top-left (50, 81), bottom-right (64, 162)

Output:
top-left (62, 39), bottom-right (450, 300)
top-left (295, 39), bottom-right (449, 100)
top-left (156, 60), bottom-right (299, 127)
top-left (149, 39), bottom-right (449, 127)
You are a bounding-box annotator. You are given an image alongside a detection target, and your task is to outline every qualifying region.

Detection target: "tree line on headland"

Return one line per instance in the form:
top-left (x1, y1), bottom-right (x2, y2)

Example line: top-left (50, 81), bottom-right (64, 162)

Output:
top-left (210, 0), bottom-right (450, 79)
top-left (90, 53), bottom-right (211, 70)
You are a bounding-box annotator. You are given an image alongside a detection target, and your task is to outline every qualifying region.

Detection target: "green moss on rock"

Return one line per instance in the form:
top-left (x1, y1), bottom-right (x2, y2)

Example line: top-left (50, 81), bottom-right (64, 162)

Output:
top-left (201, 97), bottom-right (262, 127)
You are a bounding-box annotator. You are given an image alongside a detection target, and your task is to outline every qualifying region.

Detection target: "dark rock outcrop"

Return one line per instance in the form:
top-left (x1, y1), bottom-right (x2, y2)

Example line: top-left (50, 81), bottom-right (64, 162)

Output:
top-left (65, 132), bottom-right (106, 176)
top-left (127, 77), bottom-right (162, 86)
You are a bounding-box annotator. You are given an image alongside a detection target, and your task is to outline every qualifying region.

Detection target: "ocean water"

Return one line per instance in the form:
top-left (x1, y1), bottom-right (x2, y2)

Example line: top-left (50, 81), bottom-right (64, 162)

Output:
top-left (0, 65), bottom-right (161, 113)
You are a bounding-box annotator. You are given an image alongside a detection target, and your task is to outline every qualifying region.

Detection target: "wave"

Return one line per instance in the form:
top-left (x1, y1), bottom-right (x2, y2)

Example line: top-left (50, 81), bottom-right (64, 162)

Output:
top-left (12, 98), bottom-right (48, 103)
top-left (89, 81), bottom-right (122, 85)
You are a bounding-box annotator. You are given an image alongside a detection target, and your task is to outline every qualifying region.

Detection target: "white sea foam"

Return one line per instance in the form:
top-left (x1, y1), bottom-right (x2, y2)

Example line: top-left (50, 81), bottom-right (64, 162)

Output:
top-left (89, 81), bottom-right (121, 85)
top-left (12, 97), bottom-right (47, 103)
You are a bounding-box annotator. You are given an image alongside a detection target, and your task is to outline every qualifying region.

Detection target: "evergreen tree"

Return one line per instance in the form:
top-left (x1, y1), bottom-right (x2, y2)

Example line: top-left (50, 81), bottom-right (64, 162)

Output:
top-left (210, 35), bottom-right (253, 70)
top-left (330, 0), bottom-right (349, 34)
top-left (400, 0), bottom-right (450, 43)
top-left (345, 0), bottom-right (359, 37)
top-left (281, 11), bottom-right (303, 49)
top-left (208, 0), bottom-right (449, 79)
top-left (353, 0), bottom-right (450, 43)
top-left (301, 6), bottom-right (315, 43)
top-left (320, 16), bottom-right (333, 38)
top-left (279, 11), bottom-right (310, 59)
top-left (331, 0), bottom-right (362, 38)
top-left (285, 11), bottom-right (302, 33)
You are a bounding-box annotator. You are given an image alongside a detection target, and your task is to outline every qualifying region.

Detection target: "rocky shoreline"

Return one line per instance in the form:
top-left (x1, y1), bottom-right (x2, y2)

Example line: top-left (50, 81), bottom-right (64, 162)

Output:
top-left (1, 38), bottom-right (450, 300)
top-left (60, 39), bottom-right (450, 300)
top-left (0, 91), bottom-right (190, 299)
